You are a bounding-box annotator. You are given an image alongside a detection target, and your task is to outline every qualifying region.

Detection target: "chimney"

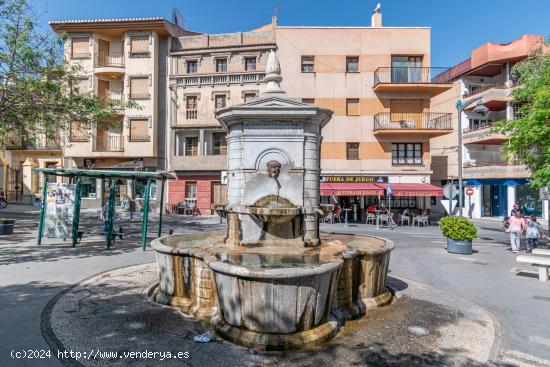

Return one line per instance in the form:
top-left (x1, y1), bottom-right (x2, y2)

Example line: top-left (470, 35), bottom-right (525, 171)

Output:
top-left (371, 3), bottom-right (382, 27)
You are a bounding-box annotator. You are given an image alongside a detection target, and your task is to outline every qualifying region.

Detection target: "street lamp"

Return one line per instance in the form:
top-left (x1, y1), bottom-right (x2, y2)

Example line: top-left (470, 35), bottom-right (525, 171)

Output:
top-left (455, 97), bottom-right (488, 217)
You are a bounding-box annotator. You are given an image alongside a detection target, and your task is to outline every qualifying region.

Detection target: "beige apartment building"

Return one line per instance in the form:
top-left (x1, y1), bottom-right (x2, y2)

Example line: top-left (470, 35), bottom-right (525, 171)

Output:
top-left (166, 10), bottom-right (454, 217)
top-left (431, 34), bottom-right (547, 219)
top-left (50, 17), bottom-right (194, 207)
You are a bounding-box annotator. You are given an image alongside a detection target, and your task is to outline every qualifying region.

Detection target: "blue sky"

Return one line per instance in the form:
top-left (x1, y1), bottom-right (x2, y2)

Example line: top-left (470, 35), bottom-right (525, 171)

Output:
top-left (36, 0), bottom-right (549, 67)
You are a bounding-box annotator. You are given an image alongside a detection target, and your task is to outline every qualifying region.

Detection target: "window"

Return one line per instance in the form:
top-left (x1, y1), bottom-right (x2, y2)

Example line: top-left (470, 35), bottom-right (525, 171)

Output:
top-left (391, 143), bottom-right (422, 165)
top-left (346, 142), bottom-right (359, 160)
top-left (130, 35), bottom-right (150, 57)
top-left (243, 93), bottom-right (256, 103)
top-left (245, 57), bottom-right (256, 71)
top-left (71, 37), bottom-right (90, 59)
top-left (185, 137), bottom-right (199, 156)
top-left (215, 95), bottom-right (226, 109)
top-left (175, 132), bottom-right (185, 156)
top-left (185, 182), bottom-right (197, 199)
top-left (129, 77), bottom-right (149, 99)
top-left (69, 121), bottom-right (89, 142)
top-left (135, 179), bottom-right (156, 199)
top-left (346, 57), bottom-right (359, 73)
top-left (301, 56), bottom-right (314, 73)
top-left (391, 56), bottom-right (422, 83)
top-left (302, 98), bottom-right (315, 104)
top-left (186, 96), bottom-right (197, 119)
top-left (186, 60), bottom-right (197, 74)
top-left (129, 119), bottom-right (149, 142)
top-left (81, 177), bottom-right (97, 198)
top-left (212, 132), bottom-right (227, 155)
top-left (346, 99), bottom-right (360, 116)
top-left (216, 58), bottom-right (227, 73)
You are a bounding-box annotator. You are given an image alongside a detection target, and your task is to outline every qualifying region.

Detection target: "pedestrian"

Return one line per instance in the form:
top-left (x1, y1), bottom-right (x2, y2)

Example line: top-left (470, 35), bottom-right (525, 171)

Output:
top-left (525, 215), bottom-right (544, 253)
top-left (510, 203), bottom-right (520, 216)
top-left (507, 211), bottom-right (525, 254)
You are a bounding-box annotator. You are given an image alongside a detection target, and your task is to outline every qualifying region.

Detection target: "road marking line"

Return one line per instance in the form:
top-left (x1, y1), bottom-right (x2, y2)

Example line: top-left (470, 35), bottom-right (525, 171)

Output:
top-left (501, 349), bottom-right (550, 366)
top-left (458, 257), bottom-right (475, 261)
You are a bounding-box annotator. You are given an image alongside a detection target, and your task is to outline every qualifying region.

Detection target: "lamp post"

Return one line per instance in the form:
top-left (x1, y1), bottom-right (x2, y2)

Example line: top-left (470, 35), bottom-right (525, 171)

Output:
top-left (455, 97), bottom-right (488, 217)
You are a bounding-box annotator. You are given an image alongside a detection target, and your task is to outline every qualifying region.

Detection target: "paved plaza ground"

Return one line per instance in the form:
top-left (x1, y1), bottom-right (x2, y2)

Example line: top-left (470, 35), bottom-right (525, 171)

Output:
top-left (1, 206), bottom-right (550, 366)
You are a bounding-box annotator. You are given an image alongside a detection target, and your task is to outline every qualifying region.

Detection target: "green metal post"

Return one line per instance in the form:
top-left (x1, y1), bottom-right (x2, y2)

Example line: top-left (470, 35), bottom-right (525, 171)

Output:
top-left (37, 176), bottom-right (48, 245)
top-left (141, 179), bottom-right (151, 251)
top-left (106, 179), bottom-right (116, 249)
top-left (71, 179), bottom-right (83, 247)
top-left (157, 179), bottom-right (165, 237)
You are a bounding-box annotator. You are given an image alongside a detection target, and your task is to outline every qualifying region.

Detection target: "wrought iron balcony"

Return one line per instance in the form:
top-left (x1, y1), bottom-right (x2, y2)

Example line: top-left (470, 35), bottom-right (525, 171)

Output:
top-left (92, 135), bottom-right (124, 152)
top-left (374, 67), bottom-right (451, 85)
top-left (94, 52), bottom-right (124, 68)
top-left (128, 135), bottom-right (151, 142)
top-left (374, 112), bottom-right (452, 132)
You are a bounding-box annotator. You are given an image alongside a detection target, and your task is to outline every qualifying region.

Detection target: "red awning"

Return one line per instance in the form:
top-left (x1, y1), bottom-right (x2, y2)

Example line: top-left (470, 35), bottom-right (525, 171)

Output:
top-left (320, 183), bottom-right (385, 196)
top-left (378, 183), bottom-right (444, 197)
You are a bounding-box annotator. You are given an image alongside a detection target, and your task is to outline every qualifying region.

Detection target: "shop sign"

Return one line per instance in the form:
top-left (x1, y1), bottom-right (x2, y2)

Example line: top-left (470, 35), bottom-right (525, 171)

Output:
top-left (320, 175), bottom-right (388, 183)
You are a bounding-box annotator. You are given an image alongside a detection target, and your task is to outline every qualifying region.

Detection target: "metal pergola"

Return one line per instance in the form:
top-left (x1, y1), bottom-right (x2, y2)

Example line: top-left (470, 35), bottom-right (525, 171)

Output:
top-left (33, 168), bottom-right (174, 250)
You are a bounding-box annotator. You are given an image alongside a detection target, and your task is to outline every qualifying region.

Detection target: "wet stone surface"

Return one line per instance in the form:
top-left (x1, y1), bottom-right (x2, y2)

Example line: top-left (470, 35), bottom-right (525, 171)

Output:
top-left (43, 264), bottom-right (496, 367)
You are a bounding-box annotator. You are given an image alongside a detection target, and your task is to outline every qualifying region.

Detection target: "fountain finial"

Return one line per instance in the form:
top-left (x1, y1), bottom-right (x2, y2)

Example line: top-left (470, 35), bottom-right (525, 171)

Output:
top-left (262, 49), bottom-right (286, 96)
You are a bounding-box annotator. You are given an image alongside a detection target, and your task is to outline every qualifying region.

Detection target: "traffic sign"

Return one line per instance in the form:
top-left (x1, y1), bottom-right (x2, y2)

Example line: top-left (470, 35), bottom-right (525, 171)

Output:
top-left (443, 183), bottom-right (458, 199)
top-left (466, 187), bottom-right (474, 197)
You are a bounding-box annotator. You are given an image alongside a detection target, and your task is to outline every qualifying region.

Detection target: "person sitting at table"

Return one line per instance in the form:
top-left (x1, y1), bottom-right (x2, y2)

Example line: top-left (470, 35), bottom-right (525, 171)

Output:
top-left (367, 204), bottom-right (378, 214)
top-left (333, 204), bottom-right (342, 222)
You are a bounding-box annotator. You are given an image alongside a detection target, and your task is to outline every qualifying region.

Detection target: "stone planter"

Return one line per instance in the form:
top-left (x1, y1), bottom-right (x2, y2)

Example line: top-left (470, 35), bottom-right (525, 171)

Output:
top-left (150, 232), bottom-right (226, 321)
top-left (0, 219), bottom-right (15, 235)
top-left (447, 238), bottom-right (473, 255)
top-left (210, 252), bottom-right (343, 350)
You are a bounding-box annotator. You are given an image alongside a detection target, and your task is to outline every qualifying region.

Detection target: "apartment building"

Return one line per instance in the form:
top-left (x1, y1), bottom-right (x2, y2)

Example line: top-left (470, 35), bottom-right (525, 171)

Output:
top-left (166, 21), bottom-right (276, 214)
top-left (431, 34), bottom-right (546, 218)
top-left (165, 9), bottom-right (454, 217)
top-left (50, 17), bottom-right (193, 207)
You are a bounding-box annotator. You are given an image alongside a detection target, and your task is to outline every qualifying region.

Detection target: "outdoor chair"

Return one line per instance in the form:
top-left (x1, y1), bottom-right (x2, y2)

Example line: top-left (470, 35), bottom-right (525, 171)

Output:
top-left (366, 212), bottom-right (376, 224)
top-left (398, 212), bottom-right (410, 226)
top-left (413, 215), bottom-right (429, 227)
top-left (379, 214), bottom-right (391, 227)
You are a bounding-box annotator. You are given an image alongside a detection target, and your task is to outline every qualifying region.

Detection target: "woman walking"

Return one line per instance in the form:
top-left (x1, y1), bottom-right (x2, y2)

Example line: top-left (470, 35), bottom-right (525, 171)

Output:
top-left (507, 211), bottom-right (525, 254)
top-left (525, 215), bottom-right (544, 253)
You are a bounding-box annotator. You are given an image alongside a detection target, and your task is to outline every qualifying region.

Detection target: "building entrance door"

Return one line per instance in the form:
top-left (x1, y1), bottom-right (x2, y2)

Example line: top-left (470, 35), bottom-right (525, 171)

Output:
top-left (482, 185), bottom-right (492, 217)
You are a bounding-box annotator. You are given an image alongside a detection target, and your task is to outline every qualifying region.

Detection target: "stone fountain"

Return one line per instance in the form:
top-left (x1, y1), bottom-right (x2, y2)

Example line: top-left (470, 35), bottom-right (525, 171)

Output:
top-left (151, 50), bottom-right (394, 350)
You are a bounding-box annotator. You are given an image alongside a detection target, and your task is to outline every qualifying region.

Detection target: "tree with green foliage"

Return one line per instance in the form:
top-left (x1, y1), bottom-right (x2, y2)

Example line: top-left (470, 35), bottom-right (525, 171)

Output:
top-left (0, 0), bottom-right (134, 148)
top-left (494, 46), bottom-right (550, 189)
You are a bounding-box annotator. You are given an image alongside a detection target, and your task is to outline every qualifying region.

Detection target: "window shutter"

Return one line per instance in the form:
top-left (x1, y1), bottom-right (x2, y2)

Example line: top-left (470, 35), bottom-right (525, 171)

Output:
top-left (346, 99), bottom-right (360, 116)
top-left (130, 77), bottom-right (148, 98)
top-left (71, 37), bottom-right (90, 57)
top-left (130, 35), bottom-right (149, 53)
top-left (130, 119), bottom-right (148, 138)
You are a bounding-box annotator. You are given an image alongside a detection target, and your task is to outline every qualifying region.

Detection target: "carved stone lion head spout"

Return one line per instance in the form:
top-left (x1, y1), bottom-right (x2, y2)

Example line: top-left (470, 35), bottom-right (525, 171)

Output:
top-left (266, 160), bottom-right (281, 178)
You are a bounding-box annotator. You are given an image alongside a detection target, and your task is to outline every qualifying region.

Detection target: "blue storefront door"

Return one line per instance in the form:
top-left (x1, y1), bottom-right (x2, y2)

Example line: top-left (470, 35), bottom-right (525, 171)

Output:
top-left (491, 185), bottom-right (508, 217)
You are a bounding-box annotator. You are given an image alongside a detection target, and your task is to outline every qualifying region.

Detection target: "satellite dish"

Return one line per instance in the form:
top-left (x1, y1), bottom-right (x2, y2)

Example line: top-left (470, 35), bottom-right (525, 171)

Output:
top-left (171, 8), bottom-right (185, 28)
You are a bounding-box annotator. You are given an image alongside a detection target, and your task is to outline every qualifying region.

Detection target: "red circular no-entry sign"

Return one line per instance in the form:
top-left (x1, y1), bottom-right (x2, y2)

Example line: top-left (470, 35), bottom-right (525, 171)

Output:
top-left (466, 187), bottom-right (475, 196)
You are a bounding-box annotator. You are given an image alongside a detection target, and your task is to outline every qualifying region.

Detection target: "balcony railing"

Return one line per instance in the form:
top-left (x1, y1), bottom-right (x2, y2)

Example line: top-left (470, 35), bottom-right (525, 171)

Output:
top-left (5, 143), bottom-right (62, 150)
top-left (129, 51), bottom-right (151, 58)
top-left (69, 134), bottom-right (90, 142)
top-left (99, 92), bottom-right (124, 105)
top-left (374, 112), bottom-right (452, 130)
top-left (186, 110), bottom-right (197, 119)
top-left (128, 135), bottom-right (151, 142)
top-left (128, 92), bottom-right (151, 100)
top-left (174, 72), bottom-right (265, 88)
top-left (94, 52), bottom-right (124, 68)
top-left (374, 67), bottom-right (450, 86)
top-left (71, 52), bottom-right (91, 59)
top-left (463, 120), bottom-right (495, 133)
top-left (92, 135), bottom-right (124, 152)
top-left (463, 83), bottom-right (506, 98)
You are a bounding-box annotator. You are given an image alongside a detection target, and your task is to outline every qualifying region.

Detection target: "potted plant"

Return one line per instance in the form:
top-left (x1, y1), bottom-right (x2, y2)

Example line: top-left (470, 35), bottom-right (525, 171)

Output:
top-left (439, 216), bottom-right (477, 255)
top-left (0, 217), bottom-right (15, 235)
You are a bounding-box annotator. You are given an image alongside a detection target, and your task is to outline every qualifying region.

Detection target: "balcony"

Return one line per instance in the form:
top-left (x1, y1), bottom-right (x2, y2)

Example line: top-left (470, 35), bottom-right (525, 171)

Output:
top-left (373, 67), bottom-right (453, 96)
top-left (94, 52), bottom-right (125, 75)
top-left (373, 112), bottom-right (453, 137)
top-left (92, 135), bottom-right (124, 152)
top-left (186, 110), bottom-right (197, 119)
top-left (463, 85), bottom-right (512, 111)
top-left (5, 142), bottom-right (62, 151)
top-left (128, 135), bottom-right (151, 142)
top-left (174, 72), bottom-right (265, 88)
top-left (99, 92), bottom-right (124, 105)
top-left (463, 121), bottom-right (509, 145)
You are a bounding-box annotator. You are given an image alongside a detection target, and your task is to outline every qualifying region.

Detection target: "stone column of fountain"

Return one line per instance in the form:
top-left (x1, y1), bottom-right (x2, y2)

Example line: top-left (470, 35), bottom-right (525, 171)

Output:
top-left (217, 50), bottom-right (333, 247)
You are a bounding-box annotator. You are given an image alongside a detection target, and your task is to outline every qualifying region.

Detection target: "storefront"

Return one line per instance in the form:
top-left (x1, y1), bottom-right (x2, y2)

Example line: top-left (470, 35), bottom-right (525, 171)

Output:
top-left (168, 172), bottom-right (226, 215)
top-left (320, 175), bottom-right (444, 222)
top-left (465, 178), bottom-right (543, 218)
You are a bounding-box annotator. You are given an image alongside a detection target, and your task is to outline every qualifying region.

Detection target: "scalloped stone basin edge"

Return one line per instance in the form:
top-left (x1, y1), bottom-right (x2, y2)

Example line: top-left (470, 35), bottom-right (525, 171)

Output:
top-left (248, 206), bottom-right (301, 224)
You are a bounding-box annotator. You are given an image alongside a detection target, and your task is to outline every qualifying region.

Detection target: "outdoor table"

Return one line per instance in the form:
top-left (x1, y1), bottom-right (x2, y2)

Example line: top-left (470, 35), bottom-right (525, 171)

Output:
top-left (343, 208), bottom-right (352, 228)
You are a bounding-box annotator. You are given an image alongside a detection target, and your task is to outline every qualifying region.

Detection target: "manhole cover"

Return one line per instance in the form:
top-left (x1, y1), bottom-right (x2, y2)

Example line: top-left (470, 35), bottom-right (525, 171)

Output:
top-left (407, 326), bottom-right (429, 336)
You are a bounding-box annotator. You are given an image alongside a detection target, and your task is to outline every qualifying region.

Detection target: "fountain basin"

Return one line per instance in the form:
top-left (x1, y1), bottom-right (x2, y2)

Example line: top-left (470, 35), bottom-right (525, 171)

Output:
top-left (248, 206), bottom-right (300, 224)
top-left (211, 204), bottom-right (227, 219)
top-left (319, 203), bottom-right (335, 219)
top-left (150, 232), bottom-right (226, 320)
top-left (210, 248), bottom-right (343, 350)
